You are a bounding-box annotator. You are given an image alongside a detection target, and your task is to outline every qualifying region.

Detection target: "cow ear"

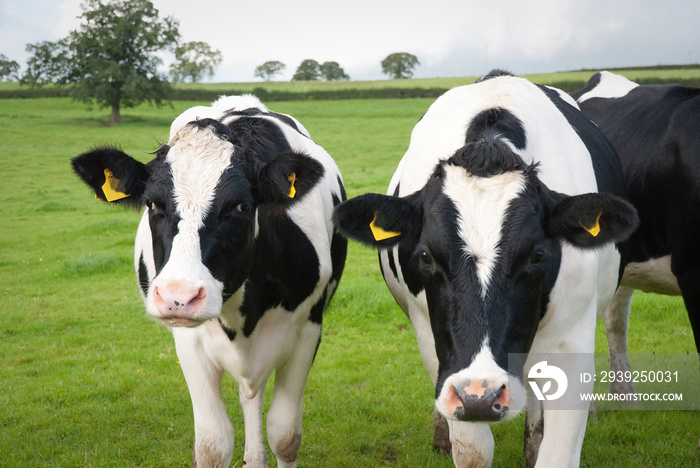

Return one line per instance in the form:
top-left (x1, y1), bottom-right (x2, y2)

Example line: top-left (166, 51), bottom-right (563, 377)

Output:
top-left (333, 193), bottom-right (422, 248)
top-left (71, 147), bottom-right (149, 210)
top-left (547, 192), bottom-right (639, 248)
top-left (253, 151), bottom-right (324, 204)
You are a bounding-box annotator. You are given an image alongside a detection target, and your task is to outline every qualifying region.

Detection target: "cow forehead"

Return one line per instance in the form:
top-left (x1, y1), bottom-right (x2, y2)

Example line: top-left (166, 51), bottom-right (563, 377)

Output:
top-left (441, 164), bottom-right (527, 296)
top-left (166, 125), bottom-right (235, 221)
top-left (169, 94), bottom-right (268, 140)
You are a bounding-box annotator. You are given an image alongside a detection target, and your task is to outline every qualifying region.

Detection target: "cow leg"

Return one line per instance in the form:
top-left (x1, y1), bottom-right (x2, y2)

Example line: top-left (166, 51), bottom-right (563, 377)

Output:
top-left (239, 387), bottom-right (268, 467)
top-left (677, 268), bottom-right (700, 354)
top-left (446, 420), bottom-right (494, 468)
top-left (603, 286), bottom-right (636, 394)
top-left (433, 410), bottom-right (451, 454)
top-left (534, 408), bottom-right (588, 468)
top-left (534, 354), bottom-right (593, 467)
top-left (523, 394), bottom-right (543, 468)
top-left (266, 321), bottom-right (321, 468)
top-left (173, 327), bottom-right (234, 468)
top-left (403, 304), bottom-right (456, 455)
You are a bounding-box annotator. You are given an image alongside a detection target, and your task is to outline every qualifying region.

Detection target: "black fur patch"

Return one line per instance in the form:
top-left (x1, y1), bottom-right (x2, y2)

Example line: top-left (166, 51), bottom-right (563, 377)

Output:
top-left (476, 69), bottom-right (515, 83)
top-left (465, 108), bottom-right (527, 150)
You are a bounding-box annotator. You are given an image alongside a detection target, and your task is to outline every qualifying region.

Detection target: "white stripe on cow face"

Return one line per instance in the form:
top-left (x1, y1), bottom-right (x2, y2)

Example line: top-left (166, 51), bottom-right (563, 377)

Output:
top-left (145, 125), bottom-right (234, 323)
top-left (167, 125), bottom-right (235, 229)
top-left (442, 164), bottom-right (526, 297)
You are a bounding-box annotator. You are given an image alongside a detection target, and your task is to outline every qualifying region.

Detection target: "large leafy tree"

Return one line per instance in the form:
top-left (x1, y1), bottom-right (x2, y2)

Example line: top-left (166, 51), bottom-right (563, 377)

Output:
top-left (319, 61), bottom-right (349, 81)
top-left (170, 41), bottom-right (222, 83)
top-left (292, 59), bottom-right (321, 81)
top-left (254, 61), bottom-right (285, 81)
top-left (22, 0), bottom-right (179, 123)
top-left (381, 52), bottom-right (420, 79)
top-left (0, 54), bottom-right (20, 81)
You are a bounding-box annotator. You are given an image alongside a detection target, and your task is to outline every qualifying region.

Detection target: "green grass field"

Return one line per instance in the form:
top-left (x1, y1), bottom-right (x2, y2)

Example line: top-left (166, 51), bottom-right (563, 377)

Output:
top-left (1, 92), bottom-right (698, 467)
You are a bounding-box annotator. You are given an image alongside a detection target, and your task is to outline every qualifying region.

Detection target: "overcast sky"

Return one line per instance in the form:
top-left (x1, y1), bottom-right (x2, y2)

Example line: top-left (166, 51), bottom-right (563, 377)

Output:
top-left (2, 0), bottom-right (699, 82)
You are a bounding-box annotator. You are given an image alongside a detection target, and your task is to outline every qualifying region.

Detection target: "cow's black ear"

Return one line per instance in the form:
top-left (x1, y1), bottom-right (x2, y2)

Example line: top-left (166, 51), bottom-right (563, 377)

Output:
top-left (547, 192), bottom-right (639, 248)
top-left (253, 151), bottom-right (324, 205)
top-left (71, 147), bottom-right (150, 210)
top-left (332, 192), bottom-right (422, 249)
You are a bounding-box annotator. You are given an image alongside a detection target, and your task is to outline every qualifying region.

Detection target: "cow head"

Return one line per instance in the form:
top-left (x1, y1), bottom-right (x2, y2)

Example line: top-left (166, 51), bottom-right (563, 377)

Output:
top-left (333, 139), bottom-right (638, 422)
top-left (72, 117), bottom-right (324, 327)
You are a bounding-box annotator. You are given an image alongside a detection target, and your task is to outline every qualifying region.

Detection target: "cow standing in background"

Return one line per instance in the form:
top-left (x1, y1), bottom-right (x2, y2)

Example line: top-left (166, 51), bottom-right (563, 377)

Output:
top-left (572, 71), bottom-right (700, 394)
top-left (333, 71), bottom-right (638, 467)
top-left (72, 95), bottom-right (347, 468)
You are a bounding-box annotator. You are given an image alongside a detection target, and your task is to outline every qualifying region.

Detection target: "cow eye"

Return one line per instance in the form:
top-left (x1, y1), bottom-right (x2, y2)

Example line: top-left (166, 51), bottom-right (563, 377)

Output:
top-left (145, 199), bottom-right (165, 217)
top-left (220, 202), bottom-right (251, 220)
top-left (530, 248), bottom-right (546, 264)
top-left (418, 249), bottom-right (433, 265)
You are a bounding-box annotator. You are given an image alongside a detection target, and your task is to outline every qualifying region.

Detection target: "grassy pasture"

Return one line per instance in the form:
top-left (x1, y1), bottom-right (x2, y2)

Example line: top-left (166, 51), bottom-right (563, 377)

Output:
top-left (0, 95), bottom-right (698, 467)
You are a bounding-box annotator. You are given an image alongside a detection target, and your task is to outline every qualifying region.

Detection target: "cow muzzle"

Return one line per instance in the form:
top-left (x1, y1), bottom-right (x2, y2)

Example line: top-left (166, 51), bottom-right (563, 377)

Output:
top-left (442, 378), bottom-right (510, 422)
top-left (152, 280), bottom-right (209, 326)
top-left (435, 365), bottom-right (527, 423)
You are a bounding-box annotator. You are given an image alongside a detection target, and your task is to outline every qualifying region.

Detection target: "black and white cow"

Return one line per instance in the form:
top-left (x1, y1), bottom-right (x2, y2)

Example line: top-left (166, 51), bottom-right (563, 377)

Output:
top-left (572, 71), bottom-right (700, 393)
top-left (333, 71), bottom-right (638, 467)
top-left (71, 95), bottom-right (347, 467)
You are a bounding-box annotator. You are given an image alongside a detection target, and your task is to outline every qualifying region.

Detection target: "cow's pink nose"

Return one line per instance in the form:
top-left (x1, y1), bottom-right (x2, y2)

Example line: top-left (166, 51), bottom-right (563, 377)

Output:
top-left (444, 379), bottom-right (509, 422)
top-left (153, 282), bottom-right (207, 323)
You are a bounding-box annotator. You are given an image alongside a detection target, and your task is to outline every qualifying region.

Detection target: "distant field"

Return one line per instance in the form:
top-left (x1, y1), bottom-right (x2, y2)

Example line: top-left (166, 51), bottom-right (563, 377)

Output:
top-left (2, 64), bottom-right (700, 98)
top-left (0, 96), bottom-right (697, 467)
top-left (175, 64), bottom-right (700, 92)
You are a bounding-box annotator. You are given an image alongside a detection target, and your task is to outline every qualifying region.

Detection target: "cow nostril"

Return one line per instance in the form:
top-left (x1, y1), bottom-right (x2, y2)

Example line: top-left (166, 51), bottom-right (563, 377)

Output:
top-left (191, 288), bottom-right (206, 305)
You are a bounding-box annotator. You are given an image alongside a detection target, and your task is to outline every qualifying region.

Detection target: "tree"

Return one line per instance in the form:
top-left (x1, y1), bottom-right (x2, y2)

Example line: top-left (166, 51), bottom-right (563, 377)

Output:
top-left (21, 0), bottom-right (179, 124)
top-left (0, 54), bottom-right (20, 81)
top-left (319, 61), bottom-right (349, 81)
top-left (254, 61), bottom-right (285, 81)
top-left (381, 52), bottom-right (420, 79)
top-left (170, 41), bottom-right (222, 83)
top-left (292, 59), bottom-right (321, 81)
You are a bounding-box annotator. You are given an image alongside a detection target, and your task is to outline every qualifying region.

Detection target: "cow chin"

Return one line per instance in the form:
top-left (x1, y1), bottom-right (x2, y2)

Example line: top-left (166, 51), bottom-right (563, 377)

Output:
top-left (159, 316), bottom-right (205, 328)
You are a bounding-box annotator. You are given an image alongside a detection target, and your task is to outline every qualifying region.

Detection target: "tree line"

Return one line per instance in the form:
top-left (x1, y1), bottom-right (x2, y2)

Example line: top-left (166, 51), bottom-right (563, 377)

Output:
top-left (0, 0), bottom-right (420, 124)
top-left (255, 60), bottom-right (349, 82)
top-left (254, 53), bottom-right (419, 82)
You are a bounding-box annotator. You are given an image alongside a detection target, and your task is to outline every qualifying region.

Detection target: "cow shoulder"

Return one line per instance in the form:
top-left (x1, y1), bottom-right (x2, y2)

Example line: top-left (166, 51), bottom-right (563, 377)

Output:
top-left (539, 84), bottom-right (624, 197)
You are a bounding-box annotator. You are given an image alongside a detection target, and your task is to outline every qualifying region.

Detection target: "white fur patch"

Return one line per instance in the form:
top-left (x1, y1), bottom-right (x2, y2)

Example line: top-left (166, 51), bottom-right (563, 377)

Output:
top-left (167, 125), bottom-right (235, 229)
top-left (442, 164), bottom-right (526, 297)
top-left (576, 71), bottom-right (639, 103)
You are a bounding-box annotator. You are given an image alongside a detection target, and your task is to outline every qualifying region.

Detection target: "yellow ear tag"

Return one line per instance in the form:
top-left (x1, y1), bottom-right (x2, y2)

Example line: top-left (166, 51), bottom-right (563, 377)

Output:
top-left (287, 172), bottom-right (297, 199)
top-left (100, 168), bottom-right (131, 202)
top-left (369, 212), bottom-right (401, 241)
top-left (580, 211), bottom-right (602, 237)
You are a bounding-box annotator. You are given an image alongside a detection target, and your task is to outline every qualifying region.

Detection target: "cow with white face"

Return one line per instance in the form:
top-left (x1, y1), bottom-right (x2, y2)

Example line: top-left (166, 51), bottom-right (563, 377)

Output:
top-left (72, 95), bottom-right (347, 468)
top-left (333, 71), bottom-right (638, 467)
